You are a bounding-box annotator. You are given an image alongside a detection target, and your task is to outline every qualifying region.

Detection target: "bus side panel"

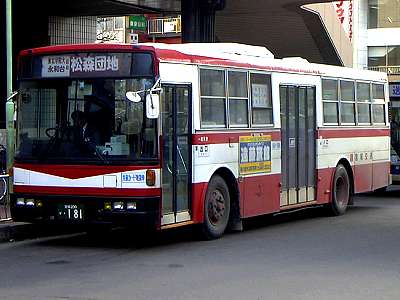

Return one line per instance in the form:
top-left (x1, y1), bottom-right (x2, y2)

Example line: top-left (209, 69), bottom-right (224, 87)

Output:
top-left (242, 174), bottom-right (280, 218)
top-left (316, 167), bottom-right (334, 204)
top-left (354, 164), bottom-right (373, 193)
top-left (373, 161), bottom-right (390, 189)
top-left (192, 182), bottom-right (208, 224)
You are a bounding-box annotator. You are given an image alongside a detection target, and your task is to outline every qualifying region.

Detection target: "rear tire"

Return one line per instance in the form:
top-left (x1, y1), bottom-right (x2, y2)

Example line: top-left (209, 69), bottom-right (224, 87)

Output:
top-left (329, 164), bottom-right (351, 216)
top-left (201, 175), bottom-right (230, 240)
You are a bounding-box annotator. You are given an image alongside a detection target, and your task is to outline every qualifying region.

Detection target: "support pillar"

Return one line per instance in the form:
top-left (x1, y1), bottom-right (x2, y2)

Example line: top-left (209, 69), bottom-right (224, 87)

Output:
top-left (181, 0), bottom-right (225, 43)
top-left (6, 0), bottom-right (15, 172)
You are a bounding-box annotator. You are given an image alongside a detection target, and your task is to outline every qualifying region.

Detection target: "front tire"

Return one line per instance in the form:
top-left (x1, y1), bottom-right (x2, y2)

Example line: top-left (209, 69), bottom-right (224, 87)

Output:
top-left (201, 175), bottom-right (230, 240)
top-left (329, 164), bottom-right (351, 216)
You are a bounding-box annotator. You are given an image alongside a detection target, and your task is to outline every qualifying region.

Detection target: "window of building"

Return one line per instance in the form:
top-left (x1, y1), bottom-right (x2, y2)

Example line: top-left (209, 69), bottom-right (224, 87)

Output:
top-left (322, 79), bottom-right (339, 124)
top-left (228, 71), bottom-right (248, 127)
top-left (357, 82), bottom-right (372, 124)
top-left (388, 46), bottom-right (400, 66)
top-left (372, 83), bottom-right (386, 123)
top-left (369, 46), bottom-right (400, 68)
top-left (368, 0), bottom-right (400, 29)
top-left (200, 69), bottom-right (226, 127)
top-left (368, 47), bottom-right (387, 67)
top-left (114, 17), bottom-right (124, 30)
top-left (106, 17), bottom-right (114, 31)
top-left (250, 73), bottom-right (273, 126)
top-left (340, 80), bottom-right (356, 124)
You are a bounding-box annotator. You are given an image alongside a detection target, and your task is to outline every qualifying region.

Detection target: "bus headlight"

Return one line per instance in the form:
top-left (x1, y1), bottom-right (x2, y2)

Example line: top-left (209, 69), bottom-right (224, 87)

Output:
top-left (104, 202), bottom-right (112, 210)
top-left (113, 201), bottom-right (124, 210)
top-left (25, 199), bottom-right (35, 206)
top-left (127, 202), bottom-right (137, 210)
top-left (16, 198), bottom-right (25, 206)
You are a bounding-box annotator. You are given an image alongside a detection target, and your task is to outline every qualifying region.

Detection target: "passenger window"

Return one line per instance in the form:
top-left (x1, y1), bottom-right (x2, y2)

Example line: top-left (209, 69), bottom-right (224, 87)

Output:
top-left (340, 80), bottom-right (355, 124)
top-left (228, 71), bottom-right (248, 127)
top-left (250, 73), bottom-right (273, 126)
top-left (372, 83), bottom-right (385, 124)
top-left (357, 82), bottom-right (371, 124)
top-left (200, 69), bottom-right (226, 127)
top-left (322, 79), bottom-right (339, 124)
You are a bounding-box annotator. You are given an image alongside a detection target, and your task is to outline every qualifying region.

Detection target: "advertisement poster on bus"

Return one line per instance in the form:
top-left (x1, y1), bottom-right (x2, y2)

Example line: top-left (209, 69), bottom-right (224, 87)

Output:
top-left (239, 135), bottom-right (271, 175)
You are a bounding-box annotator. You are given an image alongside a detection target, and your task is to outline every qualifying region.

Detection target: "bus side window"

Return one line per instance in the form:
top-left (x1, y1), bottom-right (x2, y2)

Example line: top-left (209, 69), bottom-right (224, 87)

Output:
top-left (322, 78), bottom-right (339, 125)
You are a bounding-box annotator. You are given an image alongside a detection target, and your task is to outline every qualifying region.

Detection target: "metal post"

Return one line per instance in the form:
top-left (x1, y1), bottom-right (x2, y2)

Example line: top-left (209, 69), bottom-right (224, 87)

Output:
top-left (6, 0), bottom-right (15, 173)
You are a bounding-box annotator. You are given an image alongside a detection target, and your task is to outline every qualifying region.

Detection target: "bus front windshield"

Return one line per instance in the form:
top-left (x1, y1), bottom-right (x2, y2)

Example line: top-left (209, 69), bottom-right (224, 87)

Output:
top-left (16, 78), bottom-right (157, 164)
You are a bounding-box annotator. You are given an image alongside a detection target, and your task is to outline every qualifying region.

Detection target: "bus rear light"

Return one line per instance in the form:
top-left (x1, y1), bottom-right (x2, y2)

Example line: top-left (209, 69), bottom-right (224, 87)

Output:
top-left (127, 202), bottom-right (137, 210)
top-left (113, 201), bottom-right (124, 210)
top-left (146, 169), bottom-right (156, 186)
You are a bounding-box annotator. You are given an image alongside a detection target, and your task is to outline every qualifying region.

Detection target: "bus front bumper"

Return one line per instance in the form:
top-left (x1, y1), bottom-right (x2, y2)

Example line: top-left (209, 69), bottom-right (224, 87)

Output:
top-left (10, 194), bottom-right (160, 227)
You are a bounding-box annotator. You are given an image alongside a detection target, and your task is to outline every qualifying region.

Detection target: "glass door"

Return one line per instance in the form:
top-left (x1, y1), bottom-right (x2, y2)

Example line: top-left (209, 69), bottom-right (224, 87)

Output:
top-left (161, 84), bottom-right (192, 225)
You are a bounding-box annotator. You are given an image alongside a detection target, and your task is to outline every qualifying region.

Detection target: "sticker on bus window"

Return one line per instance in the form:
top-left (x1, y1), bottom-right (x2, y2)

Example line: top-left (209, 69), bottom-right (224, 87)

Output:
top-left (239, 135), bottom-right (271, 175)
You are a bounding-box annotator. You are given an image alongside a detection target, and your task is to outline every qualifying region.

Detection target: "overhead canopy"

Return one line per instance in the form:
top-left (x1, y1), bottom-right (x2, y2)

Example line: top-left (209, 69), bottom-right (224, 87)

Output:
top-left (14, 0), bottom-right (343, 65)
top-left (215, 0), bottom-right (344, 65)
top-left (17, 0), bottom-right (180, 16)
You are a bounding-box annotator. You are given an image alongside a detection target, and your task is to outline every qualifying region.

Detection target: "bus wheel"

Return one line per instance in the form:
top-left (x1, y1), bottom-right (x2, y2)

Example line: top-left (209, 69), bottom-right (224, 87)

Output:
top-left (201, 175), bottom-right (230, 240)
top-left (330, 164), bottom-right (351, 216)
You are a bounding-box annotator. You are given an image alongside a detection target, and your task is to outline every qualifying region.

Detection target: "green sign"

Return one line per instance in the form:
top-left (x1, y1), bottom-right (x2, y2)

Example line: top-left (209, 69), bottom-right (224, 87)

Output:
top-left (128, 16), bottom-right (147, 31)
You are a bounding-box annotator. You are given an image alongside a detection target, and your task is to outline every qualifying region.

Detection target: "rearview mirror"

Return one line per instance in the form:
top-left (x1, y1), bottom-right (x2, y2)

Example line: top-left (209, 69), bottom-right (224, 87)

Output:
top-left (125, 91), bottom-right (142, 103)
top-left (146, 93), bottom-right (160, 119)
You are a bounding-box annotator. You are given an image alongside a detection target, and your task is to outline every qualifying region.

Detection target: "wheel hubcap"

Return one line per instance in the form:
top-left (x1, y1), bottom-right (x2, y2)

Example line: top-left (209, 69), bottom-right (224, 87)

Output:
top-left (208, 189), bottom-right (225, 225)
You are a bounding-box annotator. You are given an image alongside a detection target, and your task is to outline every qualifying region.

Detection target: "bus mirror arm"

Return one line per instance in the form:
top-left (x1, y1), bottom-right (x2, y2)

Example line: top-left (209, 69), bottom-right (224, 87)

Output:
top-left (6, 91), bottom-right (19, 102)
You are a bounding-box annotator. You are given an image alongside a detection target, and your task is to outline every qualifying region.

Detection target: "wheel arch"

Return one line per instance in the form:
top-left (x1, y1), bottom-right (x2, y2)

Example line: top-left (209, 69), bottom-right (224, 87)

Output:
top-left (212, 167), bottom-right (241, 227)
top-left (336, 158), bottom-right (354, 194)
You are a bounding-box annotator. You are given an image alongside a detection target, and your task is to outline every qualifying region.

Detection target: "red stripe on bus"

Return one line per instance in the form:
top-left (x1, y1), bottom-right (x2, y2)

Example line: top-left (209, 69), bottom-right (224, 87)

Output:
top-left (14, 164), bottom-right (160, 180)
top-left (192, 131), bottom-right (281, 145)
top-left (317, 128), bottom-right (389, 139)
top-left (14, 185), bottom-right (161, 197)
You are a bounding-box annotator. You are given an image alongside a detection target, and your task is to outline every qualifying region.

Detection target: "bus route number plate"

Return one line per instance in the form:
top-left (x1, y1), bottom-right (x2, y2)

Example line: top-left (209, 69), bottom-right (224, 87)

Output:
top-left (57, 204), bottom-right (84, 220)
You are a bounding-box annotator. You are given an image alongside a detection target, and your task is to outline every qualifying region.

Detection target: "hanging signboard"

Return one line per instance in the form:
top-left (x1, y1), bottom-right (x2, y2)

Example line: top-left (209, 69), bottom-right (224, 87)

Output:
top-left (128, 15), bottom-right (147, 31)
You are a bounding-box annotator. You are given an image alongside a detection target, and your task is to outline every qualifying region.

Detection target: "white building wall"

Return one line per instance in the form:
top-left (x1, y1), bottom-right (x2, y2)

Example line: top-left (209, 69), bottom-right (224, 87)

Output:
top-left (353, 0), bottom-right (368, 69)
top-left (49, 16), bottom-right (97, 45)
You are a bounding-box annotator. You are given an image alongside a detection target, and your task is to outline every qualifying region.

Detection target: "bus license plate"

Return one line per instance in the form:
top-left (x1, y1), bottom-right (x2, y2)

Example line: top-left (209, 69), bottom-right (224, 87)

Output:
top-left (57, 204), bottom-right (84, 220)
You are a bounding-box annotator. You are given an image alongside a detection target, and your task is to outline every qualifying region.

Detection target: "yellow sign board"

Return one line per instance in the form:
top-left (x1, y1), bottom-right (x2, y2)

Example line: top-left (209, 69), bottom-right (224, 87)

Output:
top-left (239, 135), bottom-right (272, 175)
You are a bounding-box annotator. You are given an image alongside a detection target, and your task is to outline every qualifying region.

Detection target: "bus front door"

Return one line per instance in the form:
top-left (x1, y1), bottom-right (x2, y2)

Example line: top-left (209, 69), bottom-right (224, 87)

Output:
top-left (280, 85), bottom-right (316, 206)
top-left (160, 84), bottom-right (192, 225)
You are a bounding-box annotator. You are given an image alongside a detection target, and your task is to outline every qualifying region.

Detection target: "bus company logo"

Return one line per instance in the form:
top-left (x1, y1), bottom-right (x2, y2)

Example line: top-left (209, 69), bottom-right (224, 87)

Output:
top-left (239, 135), bottom-right (272, 175)
top-left (122, 172), bottom-right (145, 183)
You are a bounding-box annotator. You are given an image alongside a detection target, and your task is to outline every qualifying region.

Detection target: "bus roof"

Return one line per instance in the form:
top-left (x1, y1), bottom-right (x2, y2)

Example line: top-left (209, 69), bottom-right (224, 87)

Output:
top-left (19, 43), bottom-right (388, 82)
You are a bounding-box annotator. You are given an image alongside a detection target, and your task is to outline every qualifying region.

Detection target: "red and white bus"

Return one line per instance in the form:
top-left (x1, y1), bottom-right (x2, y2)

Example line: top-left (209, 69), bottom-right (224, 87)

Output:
top-left (11, 43), bottom-right (390, 239)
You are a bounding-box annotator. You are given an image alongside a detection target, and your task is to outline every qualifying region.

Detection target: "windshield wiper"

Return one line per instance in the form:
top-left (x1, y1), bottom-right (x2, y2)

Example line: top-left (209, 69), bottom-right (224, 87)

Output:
top-left (94, 147), bottom-right (109, 165)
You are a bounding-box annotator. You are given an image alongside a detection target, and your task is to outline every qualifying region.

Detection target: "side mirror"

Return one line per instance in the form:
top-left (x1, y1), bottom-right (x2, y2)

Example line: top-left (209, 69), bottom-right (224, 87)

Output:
top-left (125, 91), bottom-right (142, 103)
top-left (146, 93), bottom-right (160, 119)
